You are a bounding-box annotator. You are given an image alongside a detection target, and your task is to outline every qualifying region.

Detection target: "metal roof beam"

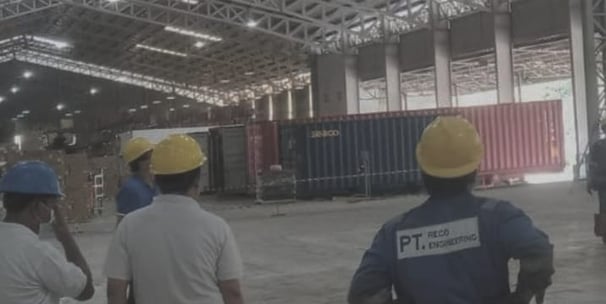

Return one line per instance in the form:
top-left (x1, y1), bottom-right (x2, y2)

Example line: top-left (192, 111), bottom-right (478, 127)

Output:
top-left (12, 48), bottom-right (223, 103)
top-left (0, 0), bottom-right (62, 21)
top-left (62, 0), bottom-right (337, 49)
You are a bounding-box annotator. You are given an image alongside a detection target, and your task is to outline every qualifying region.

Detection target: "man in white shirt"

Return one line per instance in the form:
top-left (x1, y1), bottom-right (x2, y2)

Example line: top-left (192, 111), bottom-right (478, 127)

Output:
top-left (0, 161), bottom-right (95, 304)
top-left (105, 134), bottom-right (244, 304)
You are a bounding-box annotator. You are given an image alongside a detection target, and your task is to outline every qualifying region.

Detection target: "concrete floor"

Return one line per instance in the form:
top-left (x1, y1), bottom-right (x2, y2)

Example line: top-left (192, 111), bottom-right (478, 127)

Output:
top-left (58, 181), bottom-right (606, 304)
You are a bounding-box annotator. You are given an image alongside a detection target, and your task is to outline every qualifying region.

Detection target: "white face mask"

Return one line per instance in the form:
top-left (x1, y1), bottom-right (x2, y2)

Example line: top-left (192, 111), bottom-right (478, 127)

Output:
top-left (38, 202), bottom-right (55, 224)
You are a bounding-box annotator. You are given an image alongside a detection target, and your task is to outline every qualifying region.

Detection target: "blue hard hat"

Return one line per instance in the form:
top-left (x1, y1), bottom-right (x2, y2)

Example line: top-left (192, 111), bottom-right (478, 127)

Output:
top-left (0, 161), bottom-right (64, 196)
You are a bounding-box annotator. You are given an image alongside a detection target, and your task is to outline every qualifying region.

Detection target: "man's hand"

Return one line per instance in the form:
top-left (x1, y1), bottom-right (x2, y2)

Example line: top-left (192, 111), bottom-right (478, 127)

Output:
top-left (514, 254), bottom-right (554, 304)
top-left (51, 202), bottom-right (95, 301)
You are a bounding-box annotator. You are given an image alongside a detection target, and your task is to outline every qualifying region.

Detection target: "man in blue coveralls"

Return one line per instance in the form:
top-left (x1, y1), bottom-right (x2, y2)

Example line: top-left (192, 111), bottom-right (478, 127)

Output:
top-left (116, 137), bottom-right (156, 224)
top-left (348, 116), bottom-right (554, 304)
top-left (115, 137), bottom-right (156, 304)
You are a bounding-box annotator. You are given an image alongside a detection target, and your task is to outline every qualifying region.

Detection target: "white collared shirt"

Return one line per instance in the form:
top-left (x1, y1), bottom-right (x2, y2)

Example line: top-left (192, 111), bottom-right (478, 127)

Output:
top-left (104, 194), bottom-right (243, 304)
top-left (0, 222), bottom-right (86, 304)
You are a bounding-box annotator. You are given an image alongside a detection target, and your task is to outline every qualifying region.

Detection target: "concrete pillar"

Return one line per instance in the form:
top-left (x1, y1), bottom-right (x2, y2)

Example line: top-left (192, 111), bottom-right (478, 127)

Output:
top-left (493, 0), bottom-right (515, 104)
top-left (311, 53), bottom-right (359, 116)
top-left (255, 95), bottom-right (270, 121)
top-left (385, 43), bottom-right (403, 111)
top-left (431, 1), bottom-right (453, 108)
top-left (274, 91), bottom-right (289, 120)
top-left (569, 0), bottom-right (600, 179)
top-left (294, 86), bottom-right (311, 119)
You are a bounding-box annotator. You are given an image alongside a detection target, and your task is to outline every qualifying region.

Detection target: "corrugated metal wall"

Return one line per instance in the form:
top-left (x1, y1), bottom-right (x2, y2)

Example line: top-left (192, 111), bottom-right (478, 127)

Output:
top-left (246, 122), bottom-right (280, 183)
top-left (208, 126), bottom-right (249, 193)
top-left (280, 112), bottom-right (438, 196)
top-left (278, 100), bottom-right (565, 197)
top-left (462, 100), bottom-right (565, 175)
top-left (187, 132), bottom-right (211, 192)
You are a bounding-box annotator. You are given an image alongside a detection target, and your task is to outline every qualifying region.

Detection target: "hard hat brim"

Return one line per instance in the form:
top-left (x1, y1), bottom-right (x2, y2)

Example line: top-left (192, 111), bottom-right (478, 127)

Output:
top-left (124, 147), bottom-right (153, 164)
top-left (416, 146), bottom-right (481, 179)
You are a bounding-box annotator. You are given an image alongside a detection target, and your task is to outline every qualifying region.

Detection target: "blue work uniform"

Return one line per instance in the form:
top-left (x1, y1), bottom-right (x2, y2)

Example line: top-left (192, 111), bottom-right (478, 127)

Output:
top-left (116, 176), bottom-right (157, 216)
top-left (349, 192), bottom-right (552, 304)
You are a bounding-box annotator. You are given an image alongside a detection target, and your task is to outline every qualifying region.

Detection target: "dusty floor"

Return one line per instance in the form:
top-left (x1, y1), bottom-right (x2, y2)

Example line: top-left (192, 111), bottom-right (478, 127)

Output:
top-left (57, 181), bottom-right (606, 304)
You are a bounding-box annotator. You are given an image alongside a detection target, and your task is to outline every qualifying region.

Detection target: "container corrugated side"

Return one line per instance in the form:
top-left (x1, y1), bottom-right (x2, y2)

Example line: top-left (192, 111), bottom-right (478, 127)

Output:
top-left (279, 112), bottom-right (438, 197)
top-left (246, 122), bottom-right (280, 184)
top-left (461, 100), bottom-right (565, 176)
top-left (187, 132), bottom-right (211, 193)
top-left (219, 126), bottom-right (249, 193)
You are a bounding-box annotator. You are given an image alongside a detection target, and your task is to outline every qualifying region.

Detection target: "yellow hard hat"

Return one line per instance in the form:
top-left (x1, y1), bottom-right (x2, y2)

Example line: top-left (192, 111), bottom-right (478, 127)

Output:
top-left (416, 116), bottom-right (484, 178)
top-left (123, 138), bottom-right (154, 164)
top-left (151, 134), bottom-right (206, 175)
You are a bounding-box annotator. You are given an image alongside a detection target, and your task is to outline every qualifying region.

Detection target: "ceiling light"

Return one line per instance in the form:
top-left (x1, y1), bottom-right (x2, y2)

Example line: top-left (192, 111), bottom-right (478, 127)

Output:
top-left (219, 79), bottom-right (231, 84)
top-left (182, 104), bottom-right (190, 108)
top-left (128, 108), bottom-right (137, 113)
top-left (194, 41), bottom-right (205, 48)
top-left (0, 96), bottom-right (4, 103)
top-left (166, 96), bottom-right (176, 100)
top-left (74, 110), bottom-right (82, 114)
top-left (10, 86), bottom-right (19, 94)
top-left (179, 0), bottom-right (198, 4)
top-left (65, 113), bottom-right (73, 117)
top-left (244, 71), bottom-right (255, 76)
top-left (22, 110), bottom-right (30, 114)
top-left (169, 107), bottom-right (175, 112)
top-left (32, 36), bottom-right (69, 49)
top-left (140, 105), bottom-right (149, 109)
top-left (135, 44), bottom-right (188, 57)
top-left (107, 0), bottom-right (120, 3)
top-left (246, 20), bottom-right (259, 28)
top-left (152, 100), bottom-right (162, 105)
top-left (90, 87), bottom-right (99, 95)
top-left (11, 118), bottom-right (17, 121)
top-left (23, 71), bottom-right (33, 79)
top-left (56, 103), bottom-right (65, 111)
top-left (17, 114), bottom-right (24, 118)
top-left (164, 26), bottom-right (222, 42)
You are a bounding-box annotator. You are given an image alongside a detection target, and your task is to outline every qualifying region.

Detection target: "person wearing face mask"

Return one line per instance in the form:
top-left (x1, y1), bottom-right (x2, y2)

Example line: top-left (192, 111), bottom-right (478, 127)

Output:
top-left (0, 161), bottom-right (95, 304)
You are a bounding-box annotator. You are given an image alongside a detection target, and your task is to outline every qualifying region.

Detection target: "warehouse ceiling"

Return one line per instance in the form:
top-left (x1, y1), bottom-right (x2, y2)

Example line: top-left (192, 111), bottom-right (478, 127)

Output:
top-left (0, 60), bottom-right (205, 125)
top-left (0, 0), bottom-right (491, 107)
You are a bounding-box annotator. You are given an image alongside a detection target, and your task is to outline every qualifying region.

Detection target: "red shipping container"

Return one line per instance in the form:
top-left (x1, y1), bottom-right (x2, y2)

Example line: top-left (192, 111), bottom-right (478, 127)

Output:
top-left (277, 99), bottom-right (565, 187)
top-left (246, 122), bottom-right (280, 184)
top-left (460, 100), bottom-right (565, 176)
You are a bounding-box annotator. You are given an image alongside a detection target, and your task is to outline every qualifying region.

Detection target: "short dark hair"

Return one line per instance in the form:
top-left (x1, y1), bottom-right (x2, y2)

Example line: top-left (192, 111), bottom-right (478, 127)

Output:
top-left (422, 171), bottom-right (477, 197)
top-left (155, 167), bottom-right (201, 195)
top-left (129, 151), bottom-right (152, 173)
top-left (2, 193), bottom-right (53, 214)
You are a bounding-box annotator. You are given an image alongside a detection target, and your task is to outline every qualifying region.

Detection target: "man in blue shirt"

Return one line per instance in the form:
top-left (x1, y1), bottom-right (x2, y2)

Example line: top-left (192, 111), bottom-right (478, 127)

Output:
top-left (348, 116), bottom-right (554, 304)
top-left (116, 138), bottom-right (156, 223)
top-left (115, 138), bottom-right (156, 303)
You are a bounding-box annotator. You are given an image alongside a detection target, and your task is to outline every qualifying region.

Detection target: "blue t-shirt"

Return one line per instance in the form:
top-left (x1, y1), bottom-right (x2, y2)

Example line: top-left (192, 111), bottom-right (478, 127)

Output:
top-left (116, 176), bottom-right (157, 215)
top-left (349, 192), bottom-right (552, 304)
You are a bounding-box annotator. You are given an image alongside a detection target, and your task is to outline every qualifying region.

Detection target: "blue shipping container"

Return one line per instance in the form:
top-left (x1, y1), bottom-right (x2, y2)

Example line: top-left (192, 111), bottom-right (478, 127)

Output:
top-left (279, 113), bottom-right (438, 197)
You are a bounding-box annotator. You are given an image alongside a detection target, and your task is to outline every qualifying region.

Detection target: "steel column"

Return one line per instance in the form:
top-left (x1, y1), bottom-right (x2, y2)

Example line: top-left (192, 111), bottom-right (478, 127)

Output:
top-left (385, 43), bottom-right (403, 111)
top-left (432, 2), bottom-right (453, 108)
top-left (493, 0), bottom-right (514, 103)
top-left (570, 0), bottom-right (603, 179)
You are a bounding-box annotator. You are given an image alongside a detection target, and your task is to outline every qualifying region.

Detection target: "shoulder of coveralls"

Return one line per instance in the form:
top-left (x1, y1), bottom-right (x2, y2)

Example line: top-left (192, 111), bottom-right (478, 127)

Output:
top-left (477, 196), bottom-right (552, 257)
